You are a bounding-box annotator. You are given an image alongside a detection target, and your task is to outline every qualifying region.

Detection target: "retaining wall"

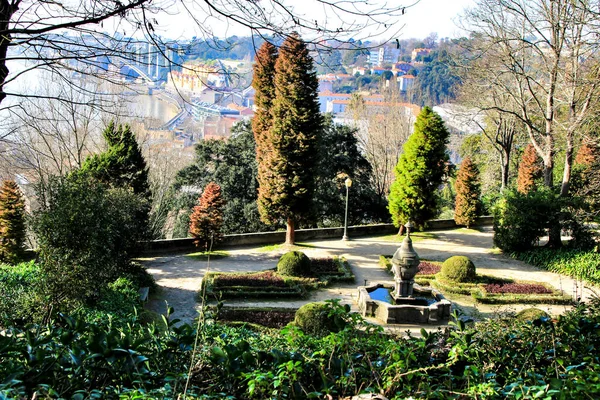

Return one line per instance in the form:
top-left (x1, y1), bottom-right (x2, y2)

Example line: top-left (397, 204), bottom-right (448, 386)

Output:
top-left (141, 216), bottom-right (493, 255)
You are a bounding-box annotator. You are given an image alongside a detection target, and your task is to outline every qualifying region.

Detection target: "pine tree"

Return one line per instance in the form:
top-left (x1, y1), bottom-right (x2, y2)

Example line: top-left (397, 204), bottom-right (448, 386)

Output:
top-left (189, 182), bottom-right (225, 250)
top-left (255, 33), bottom-right (323, 244)
top-left (517, 144), bottom-right (542, 194)
top-left (454, 157), bottom-right (481, 228)
top-left (0, 180), bottom-right (26, 264)
top-left (388, 106), bottom-right (450, 229)
top-left (82, 121), bottom-right (150, 197)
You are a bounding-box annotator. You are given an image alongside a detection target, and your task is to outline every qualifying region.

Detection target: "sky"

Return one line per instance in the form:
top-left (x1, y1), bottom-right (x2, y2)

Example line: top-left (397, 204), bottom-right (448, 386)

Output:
top-left (146, 0), bottom-right (477, 42)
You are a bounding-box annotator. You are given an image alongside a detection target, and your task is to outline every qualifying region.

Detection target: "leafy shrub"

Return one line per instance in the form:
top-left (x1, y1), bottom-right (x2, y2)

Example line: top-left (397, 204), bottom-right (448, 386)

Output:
top-left (96, 277), bottom-right (141, 317)
top-left (277, 251), bottom-right (311, 277)
top-left (515, 308), bottom-right (550, 321)
top-left (31, 173), bottom-right (148, 308)
top-left (293, 301), bottom-right (349, 336)
top-left (440, 256), bottom-right (476, 282)
top-left (492, 189), bottom-right (560, 252)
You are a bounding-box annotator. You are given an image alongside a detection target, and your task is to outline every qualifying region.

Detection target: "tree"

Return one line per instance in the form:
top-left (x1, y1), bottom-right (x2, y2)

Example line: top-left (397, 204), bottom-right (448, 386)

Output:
top-left (256, 33), bottom-right (323, 245)
top-left (454, 157), bottom-right (480, 228)
top-left (81, 121), bottom-right (150, 197)
top-left (517, 144), bottom-right (542, 194)
top-left (388, 106), bottom-right (450, 229)
top-left (347, 88), bottom-right (415, 200)
top-left (189, 182), bottom-right (225, 250)
top-left (0, 180), bottom-right (26, 264)
top-left (313, 115), bottom-right (387, 226)
top-left (462, 0), bottom-right (600, 194)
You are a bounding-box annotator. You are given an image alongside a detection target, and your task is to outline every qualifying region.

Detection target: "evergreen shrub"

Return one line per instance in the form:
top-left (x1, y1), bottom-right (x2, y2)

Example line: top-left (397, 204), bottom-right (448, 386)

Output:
top-left (293, 301), bottom-right (348, 336)
top-left (440, 256), bottom-right (476, 283)
top-left (515, 308), bottom-right (550, 321)
top-left (277, 251), bottom-right (311, 277)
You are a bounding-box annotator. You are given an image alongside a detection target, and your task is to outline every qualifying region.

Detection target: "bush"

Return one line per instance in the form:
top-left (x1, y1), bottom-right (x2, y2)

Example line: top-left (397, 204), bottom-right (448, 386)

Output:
top-left (515, 308), bottom-right (550, 321)
top-left (0, 261), bottom-right (47, 325)
top-left (293, 301), bottom-right (348, 336)
top-left (514, 248), bottom-right (600, 286)
top-left (277, 251), bottom-right (311, 277)
top-left (32, 173), bottom-right (148, 308)
top-left (440, 256), bottom-right (476, 283)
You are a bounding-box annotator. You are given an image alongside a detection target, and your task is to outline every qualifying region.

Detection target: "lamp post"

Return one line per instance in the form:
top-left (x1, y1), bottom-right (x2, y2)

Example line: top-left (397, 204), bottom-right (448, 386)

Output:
top-left (342, 177), bottom-right (352, 241)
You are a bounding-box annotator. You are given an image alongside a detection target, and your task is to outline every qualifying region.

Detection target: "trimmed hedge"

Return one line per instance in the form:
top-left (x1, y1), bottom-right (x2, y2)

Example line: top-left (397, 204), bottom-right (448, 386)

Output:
top-left (293, 302), bottom-right (348, 337)
top-left (277, 251), bottom-right (311, 277)
top-left (515, 308), bottom-right (550, 321)
top-left (441, 256), bottom-right (476, 283)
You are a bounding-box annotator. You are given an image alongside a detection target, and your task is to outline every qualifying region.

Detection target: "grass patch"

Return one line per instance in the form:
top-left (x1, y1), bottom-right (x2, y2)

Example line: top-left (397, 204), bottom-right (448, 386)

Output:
top-left (186, 250), bottom-right (229, 260)
top-left (377, 231), bottom-right (438, 242)
top-left (200, 256), bottom-right (354, 300)
top-left (257, 242), bottom-right (316, 252)
top-left (456, 227), bottom-right (485, 234)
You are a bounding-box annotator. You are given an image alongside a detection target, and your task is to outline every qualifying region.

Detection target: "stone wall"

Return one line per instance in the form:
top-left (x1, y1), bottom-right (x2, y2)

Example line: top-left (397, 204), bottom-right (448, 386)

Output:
top-left (141, 216), bottom-right (493, 255)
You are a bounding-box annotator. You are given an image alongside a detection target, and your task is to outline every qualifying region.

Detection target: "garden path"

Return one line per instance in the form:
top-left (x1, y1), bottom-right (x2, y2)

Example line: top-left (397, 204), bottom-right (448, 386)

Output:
top-left (142, 226), bottom-right (597, 326)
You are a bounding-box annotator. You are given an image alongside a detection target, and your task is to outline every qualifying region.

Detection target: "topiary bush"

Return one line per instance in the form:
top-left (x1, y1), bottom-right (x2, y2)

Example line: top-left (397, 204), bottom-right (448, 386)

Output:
top-left (293, 301), bottom-right (349, 336)
top-left (515, 308), bottom-right (550, 321)
top-left (440, 256), bottom-right (476, 283)
top-left (277, 251), bottom-right (311, 277)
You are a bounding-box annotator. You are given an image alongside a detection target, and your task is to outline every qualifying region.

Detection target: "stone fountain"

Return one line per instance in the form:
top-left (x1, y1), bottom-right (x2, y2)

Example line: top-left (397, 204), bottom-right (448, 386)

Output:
top-left (357, 222), bottom-right (451, 324)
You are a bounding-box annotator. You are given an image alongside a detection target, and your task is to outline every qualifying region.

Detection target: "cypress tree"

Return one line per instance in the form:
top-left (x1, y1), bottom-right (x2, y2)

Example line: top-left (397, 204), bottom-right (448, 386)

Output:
top-left (256, 33), bottom-right (322, 244)
top-left (252, 41), bottom-right (278, 169)
top-left (454, 157), bottom-right (481, 228)
top-left (388, 106), bottom-right (450, 229)
top-left (517, 144), bottom-right (542, 194)
top-left (189, 182), bottom-right (225, 250)
top-left (0, 180), bottom-right (26, 264)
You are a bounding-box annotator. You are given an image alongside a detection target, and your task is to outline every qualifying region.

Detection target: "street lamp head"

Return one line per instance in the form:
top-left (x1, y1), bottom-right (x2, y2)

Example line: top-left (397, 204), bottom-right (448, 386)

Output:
top-left (345, 177), bottom-right (352, 188)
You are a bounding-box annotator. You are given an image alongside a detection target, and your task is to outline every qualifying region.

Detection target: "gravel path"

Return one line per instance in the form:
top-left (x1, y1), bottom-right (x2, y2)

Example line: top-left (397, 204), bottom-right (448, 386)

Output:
top-left (141, 226), bottom-right (598, 325)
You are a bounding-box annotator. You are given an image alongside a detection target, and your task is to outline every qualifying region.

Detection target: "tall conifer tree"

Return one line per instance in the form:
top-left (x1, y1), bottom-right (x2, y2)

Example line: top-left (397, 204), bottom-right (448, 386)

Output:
top-left (454, 157), bottom-right (481, 228)
top-left (388, 106), bottom-right (449, 230)
top-left (255, 33), bottom-right (322, 244)
top-left (252, 42), bottom-right (278, 170)
top-left (517, 144), bottom-right (542, 194)
top-left (189, 182), bottom-right (225, 250)
top-left (0, 180), bottom-right (26, 264)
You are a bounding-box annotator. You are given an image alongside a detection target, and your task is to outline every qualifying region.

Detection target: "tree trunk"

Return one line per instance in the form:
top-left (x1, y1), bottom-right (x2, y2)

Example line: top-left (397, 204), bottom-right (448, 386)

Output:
top-left (561, 131), bottom-right (574, 196)
top-left (0, 2), bottom-right (14, 105)
top-left (397, 225), bottom-right (405, 236)
top-left (286, 217), bottom-right (295, 245)
top-left (500, 148), bottom-right (510, 191)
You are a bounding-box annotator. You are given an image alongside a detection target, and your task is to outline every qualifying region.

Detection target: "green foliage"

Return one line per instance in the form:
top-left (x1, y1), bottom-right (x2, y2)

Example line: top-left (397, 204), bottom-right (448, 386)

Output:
top-left (2, 297), bottom-right (600, 397)
top-left (513, 248), bottom-right (600, 287)
top-left (174, 122), bottom-right (273, 235)
top-left (32, 173), bottom-right (148, 307)
top-left (0, 180), bottom-right (27, 264)
top-left (293, 300), bottom-right (349, 337)
top-left (492, 189), bottom-right (560, 252)
top-left (440, 256), bottom-right (476, 283)
top-left (0, 261), bottom-right (46, 326)
top-left (515, 308), bottom-right (550, 321)
top-left (388, 106), bottom-right (450, 229)
top-left (454, 157), bottom-right (480, 228)
top-left (277, 251), bottom-right (311, 277)
top-left (412, 49), bottom-right (461, 106)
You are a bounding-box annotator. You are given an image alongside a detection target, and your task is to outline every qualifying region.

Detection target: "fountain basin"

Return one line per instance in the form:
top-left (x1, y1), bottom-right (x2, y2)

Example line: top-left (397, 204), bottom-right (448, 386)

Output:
top-left (357, 283), bottom-right (451, 324)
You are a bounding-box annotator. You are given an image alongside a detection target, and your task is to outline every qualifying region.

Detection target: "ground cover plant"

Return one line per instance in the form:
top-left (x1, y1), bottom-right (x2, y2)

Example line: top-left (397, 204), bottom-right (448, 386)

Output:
top-left (513, 247), bottom-right (600, 286)
top-left (216, 306), bottom-right (296, 329)
top-left (201, 256), bottom-right (354, 300)
top-left (185, 250), bottom-right (229, 260)
top-left (2, 297), bottom-right (600, 398)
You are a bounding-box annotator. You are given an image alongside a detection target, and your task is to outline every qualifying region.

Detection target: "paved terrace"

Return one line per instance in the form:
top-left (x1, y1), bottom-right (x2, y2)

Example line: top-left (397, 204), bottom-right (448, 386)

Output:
top-left (141, 226), bottom-right (597, 328)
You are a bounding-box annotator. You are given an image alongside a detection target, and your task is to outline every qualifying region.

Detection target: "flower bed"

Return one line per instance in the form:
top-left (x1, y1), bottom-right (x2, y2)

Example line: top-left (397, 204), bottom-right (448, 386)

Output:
top-left (213, 271), bottom-right (287, 288)
top-left (483, 282), bottom-right (553, 295)
top-left (201, 257), bottom-right (354, 300)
